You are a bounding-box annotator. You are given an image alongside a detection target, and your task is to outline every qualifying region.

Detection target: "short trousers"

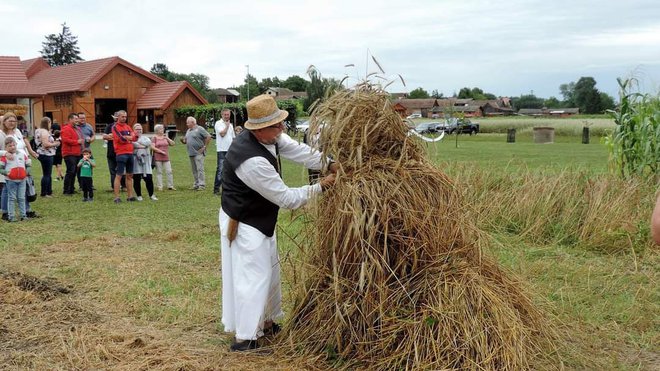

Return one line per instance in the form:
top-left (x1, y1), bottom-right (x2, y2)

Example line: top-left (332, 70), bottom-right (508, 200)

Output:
top-left (115, 154), bottom-right (134, 175)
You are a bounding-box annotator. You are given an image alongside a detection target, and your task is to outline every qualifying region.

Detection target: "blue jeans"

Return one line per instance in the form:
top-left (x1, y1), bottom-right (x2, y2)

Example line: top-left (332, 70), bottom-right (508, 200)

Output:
top-left (214, 151), bottom-right (227, 192)
top-left (1, 183), bottom-right (30, 214)
top-left (6, 179), bottom-right (26, 220)
top-left (38, 154), bottom-right (54, 196)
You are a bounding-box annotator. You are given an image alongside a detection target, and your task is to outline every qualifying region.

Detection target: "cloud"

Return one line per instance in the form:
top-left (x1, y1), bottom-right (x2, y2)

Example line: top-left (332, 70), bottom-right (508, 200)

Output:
top-left (3, 0), bottom-right (660, 98)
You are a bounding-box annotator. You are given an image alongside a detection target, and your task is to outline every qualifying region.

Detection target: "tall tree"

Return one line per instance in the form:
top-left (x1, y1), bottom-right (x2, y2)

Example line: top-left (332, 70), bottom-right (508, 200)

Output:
top-left (599, 92), bottom-right (616, 111)
top-left (150, 63), bottom-right (173, 80)
top-left (431, 89), bottom-right (444, 99)
top-left (409, 87), bottom-right (430, 99)
top-left (40, 22), bottom-right (83, 66)
top-left (282, 75), bottom-right (309, 92)
top-left (559, 82), bottom-right (575, 106)
top-left (512, 94), bottom-right (544, 110)
top-left (258, 77), bottom-right (282, 93)
top-left (150, 63), bottom-right (214, 102)
top-left (243, 74), bottom-right (260, 101)
top-left (304, 66), bottom-right (340, 112)
top-left (573, 77), bottom-right (602, 114)
top-left (544, 96), bottom-right (562, 108)
top-left (457, 87), bottom-right (472, 99)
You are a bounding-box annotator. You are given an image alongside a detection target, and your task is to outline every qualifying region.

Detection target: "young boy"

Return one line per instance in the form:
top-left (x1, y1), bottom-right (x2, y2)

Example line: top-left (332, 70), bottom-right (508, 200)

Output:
top-left (0, 137), bottom-right (31, 221)
top-left (77, 148), bottom-right (96, 202)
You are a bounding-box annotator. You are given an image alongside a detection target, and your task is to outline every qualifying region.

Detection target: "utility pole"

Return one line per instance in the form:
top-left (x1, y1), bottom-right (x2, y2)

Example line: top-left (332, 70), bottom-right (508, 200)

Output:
top-left (246, 65), bottom-right (250, 101)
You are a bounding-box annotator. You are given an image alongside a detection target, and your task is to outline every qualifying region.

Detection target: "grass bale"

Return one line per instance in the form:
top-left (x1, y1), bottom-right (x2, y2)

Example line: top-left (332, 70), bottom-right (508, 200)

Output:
top-left (277, 84), bottom-right (558, 369)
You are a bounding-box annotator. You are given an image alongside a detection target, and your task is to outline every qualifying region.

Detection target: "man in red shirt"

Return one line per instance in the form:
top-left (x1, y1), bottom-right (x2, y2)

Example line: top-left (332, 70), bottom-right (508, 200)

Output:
top-left (60, 113), bottom-right (83, 195)
top-left (111, 110), bottom-right (136, 203)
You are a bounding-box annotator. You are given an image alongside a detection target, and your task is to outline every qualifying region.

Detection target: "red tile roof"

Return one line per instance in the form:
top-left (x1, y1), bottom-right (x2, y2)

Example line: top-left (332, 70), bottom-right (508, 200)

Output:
top-left (21, 57), bottom-right (50, 78)
top-left (27, 56), bottom-right (165, 94)
top-left (0, 56), bottom-right (45, 97)
top-left (137, 81), bottom-right (207, 109)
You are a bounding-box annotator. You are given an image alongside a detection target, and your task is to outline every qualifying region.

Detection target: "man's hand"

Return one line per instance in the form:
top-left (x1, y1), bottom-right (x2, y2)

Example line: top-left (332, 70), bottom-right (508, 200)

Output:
top-left (319, 173), bottom-right (336, 191)
top-left (328, 162), bottom-right (341, 174)
top-left (78, 138), bottom-right (84, 144)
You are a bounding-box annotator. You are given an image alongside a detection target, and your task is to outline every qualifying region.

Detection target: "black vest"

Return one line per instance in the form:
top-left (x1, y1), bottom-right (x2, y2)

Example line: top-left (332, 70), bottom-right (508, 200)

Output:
top-left (221, 130), bottom-right (280, 237)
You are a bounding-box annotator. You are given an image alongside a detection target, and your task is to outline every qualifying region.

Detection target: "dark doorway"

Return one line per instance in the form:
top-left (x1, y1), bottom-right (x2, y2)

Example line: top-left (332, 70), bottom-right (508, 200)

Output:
top-left (95, 99), bottom-right (127, 130)
top-left (137, 109), bottom-right (155, 132)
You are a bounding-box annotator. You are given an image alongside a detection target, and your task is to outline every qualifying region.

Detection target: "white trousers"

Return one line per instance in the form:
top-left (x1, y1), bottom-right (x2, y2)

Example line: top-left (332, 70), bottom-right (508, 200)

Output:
top-left (154, 160), bottom-right (174, 189)
top-left (219, 209), bottom-right (283, 340)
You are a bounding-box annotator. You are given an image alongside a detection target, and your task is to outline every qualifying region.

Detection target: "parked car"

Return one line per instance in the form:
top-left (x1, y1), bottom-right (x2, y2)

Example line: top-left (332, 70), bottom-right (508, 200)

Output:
top-left (437, 118), bottom-right (480, 135)
top-left (296, 120), bottom-right (310, 133)
top-left (407, 113), bottom-right (422, 119)
top-left (414, 122), bottom-right (441, 134)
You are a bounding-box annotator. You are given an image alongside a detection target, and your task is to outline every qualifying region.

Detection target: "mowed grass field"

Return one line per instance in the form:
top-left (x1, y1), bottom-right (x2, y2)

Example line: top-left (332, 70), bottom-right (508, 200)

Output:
top-left (1, 126), bottom-right (657, 370)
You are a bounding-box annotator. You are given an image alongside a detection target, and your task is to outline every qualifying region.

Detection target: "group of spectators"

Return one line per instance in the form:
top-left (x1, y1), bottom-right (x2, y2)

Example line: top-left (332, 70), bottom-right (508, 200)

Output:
top-left (0, 107), bottom-right (245, 218)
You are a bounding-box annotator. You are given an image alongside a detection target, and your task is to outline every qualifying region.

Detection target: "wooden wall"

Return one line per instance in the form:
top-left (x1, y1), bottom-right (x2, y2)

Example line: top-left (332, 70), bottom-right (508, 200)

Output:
top-left (165, 88), bottom-right (206, 132)
top-left (42, 64), bottom-right (158, 131)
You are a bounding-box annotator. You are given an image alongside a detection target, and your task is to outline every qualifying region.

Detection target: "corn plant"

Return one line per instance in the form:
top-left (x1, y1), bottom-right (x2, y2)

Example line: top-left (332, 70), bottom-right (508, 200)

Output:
top-left (606, 78), bottom-right (660, 179)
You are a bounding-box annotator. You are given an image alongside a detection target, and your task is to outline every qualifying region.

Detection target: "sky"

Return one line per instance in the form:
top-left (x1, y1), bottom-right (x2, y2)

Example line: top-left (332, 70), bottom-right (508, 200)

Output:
top-left (2, 0), bottom-right (660, 100)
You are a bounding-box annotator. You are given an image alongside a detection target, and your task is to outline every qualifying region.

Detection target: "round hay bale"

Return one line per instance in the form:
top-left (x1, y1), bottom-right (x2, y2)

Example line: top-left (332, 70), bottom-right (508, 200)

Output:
top-left (533, 127), bottom-right (555, 144)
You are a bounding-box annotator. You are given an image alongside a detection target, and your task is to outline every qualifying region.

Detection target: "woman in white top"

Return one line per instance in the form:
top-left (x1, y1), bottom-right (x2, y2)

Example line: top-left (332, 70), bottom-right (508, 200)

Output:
top-left (0, 112), bottom-right (39, 219)
top-left (34, 117), bottom-right (60, 197)
top-left (132, 123), bottom-right (164, 201)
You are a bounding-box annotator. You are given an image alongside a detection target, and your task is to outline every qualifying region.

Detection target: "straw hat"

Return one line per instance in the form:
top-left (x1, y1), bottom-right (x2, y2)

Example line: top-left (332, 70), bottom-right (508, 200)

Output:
top-left (245, 94), bottom-right (289, 130)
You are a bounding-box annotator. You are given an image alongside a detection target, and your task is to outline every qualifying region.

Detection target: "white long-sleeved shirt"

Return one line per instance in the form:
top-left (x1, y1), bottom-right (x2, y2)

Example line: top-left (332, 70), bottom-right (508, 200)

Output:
top-left (235, 133), bottom-right (324, 210)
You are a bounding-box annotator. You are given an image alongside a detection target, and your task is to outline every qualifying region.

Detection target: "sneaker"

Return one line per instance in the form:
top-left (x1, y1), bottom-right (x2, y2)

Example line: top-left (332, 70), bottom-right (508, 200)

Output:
top-left (196, 186), bottom-right (205, 191)
top-left (136, 196), bottom-right (143, 201)
top-left (168, 187), bottom-right (176, 191)
top-left (230, 340), bottom-right (259, 352)
top-left (127, 197), bottom-right (138, 202)
top-left (114, 198), bottom-right (122, 204)
top-left (82, 197), bottom-right (88, 202)
top-left (157, 187), bottom-right (163, 192)
top-left (1, 213), bottom-right (8, 221)
top-left (88, 198), bottom-right (93, 202)
top-left (26, 211), bottom-right (40, 218)
top-left (150, 195), bottom-right (158, 201)
top-left (20, 217), bottom-right (28, 221)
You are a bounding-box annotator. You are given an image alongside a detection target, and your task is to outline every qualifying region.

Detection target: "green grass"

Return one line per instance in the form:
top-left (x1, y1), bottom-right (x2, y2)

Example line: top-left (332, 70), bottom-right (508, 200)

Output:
top-left (1, 131), bottom-right (658, 370)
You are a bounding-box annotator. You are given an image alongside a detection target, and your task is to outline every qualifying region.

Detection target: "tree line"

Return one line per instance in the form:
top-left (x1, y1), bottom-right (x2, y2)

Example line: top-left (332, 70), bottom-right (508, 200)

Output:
top-left (40, 23), bottom-right (616, 114)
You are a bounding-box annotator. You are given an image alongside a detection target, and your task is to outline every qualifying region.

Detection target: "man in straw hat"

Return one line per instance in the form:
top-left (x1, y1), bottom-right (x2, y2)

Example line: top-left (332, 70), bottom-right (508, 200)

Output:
top-left (219, 94), bottom-right (338, 352)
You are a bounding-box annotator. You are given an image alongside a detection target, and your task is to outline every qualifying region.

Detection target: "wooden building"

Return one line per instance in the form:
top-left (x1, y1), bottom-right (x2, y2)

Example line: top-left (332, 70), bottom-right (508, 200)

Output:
top-left (1, 56), bottom-right (207, 132)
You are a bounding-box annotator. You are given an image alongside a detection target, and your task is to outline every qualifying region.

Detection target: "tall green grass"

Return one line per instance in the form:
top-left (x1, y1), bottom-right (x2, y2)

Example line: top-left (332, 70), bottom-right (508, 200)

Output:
top-left (443, 164), bottom-right (653, 253)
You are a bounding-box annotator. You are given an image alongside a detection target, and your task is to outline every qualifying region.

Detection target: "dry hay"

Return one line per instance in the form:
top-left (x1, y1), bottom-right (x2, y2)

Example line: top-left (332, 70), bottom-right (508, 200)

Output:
top-left (0, 266), bottom-right (313, 370)
top-left (277, 85), bottom-right (559, 369)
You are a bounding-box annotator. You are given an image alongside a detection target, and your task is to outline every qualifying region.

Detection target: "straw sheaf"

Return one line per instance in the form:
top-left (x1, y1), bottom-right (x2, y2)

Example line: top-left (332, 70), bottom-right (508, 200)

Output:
top-left (278, 84), bottom-right (558, 369)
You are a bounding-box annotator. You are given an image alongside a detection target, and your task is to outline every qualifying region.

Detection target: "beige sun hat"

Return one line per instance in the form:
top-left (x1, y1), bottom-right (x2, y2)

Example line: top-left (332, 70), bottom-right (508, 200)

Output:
top-left (244, 94), bottom-right (289, 130)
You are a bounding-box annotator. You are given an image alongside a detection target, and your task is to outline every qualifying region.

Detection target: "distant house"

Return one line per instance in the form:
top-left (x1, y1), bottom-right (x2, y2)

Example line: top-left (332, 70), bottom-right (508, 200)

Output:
top-left (390, 92), bottom-right (408, 100)
top-left (266, 87), bottom-right (307, 101)
top-left (0, 56), bottom-right (47, 124)
top-left (213, 88), bottom-right (240, 103)
top-left (394, 99), bottom-right (439, 118)
top-left (518, 108), bottom-right (545, 117)
top-left (0, 56), bottom-right (207, 132)
top-left (547, 108), bottom-right (580, 117)
top-left (518, 107), bottom-right (580, 117)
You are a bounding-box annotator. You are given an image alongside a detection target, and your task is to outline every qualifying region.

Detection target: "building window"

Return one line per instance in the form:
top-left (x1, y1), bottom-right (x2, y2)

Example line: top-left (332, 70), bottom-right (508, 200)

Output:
top-left (54, 94), bottom-right (73, 108)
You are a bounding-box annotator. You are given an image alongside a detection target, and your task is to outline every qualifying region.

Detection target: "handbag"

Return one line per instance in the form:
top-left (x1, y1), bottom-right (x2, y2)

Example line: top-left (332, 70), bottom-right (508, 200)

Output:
top-left (26, 175), bottom-right (37, 202)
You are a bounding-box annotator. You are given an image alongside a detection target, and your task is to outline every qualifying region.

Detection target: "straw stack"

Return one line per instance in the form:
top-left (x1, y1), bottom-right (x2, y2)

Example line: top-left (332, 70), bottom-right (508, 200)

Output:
top-left (278, 84), bottom-right (557, 370)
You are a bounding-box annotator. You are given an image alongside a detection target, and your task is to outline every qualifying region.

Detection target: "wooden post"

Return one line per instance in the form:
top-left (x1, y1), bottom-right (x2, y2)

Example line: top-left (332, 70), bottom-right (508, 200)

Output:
top-left (507, 128), bottom-right (516, 143)
top-left (582, 127), bottom-right (590, 144)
